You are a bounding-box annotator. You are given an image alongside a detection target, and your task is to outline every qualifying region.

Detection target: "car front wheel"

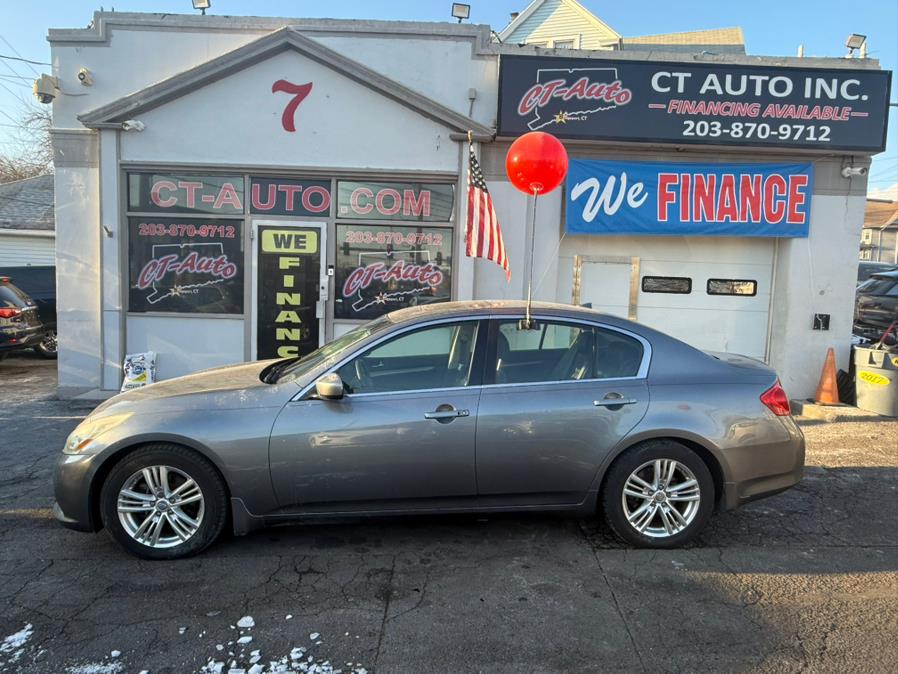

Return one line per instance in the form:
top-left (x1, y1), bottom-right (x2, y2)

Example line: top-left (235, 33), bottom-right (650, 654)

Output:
top-left (602, 440), bottom-right (714, 548)
top-left (100, 444), bottom-right (228, 559)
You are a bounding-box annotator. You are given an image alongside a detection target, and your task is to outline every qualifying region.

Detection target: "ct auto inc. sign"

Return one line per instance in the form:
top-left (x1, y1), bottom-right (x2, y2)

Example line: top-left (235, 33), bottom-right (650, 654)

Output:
top-left (498, 55), bottom-right (891, 152)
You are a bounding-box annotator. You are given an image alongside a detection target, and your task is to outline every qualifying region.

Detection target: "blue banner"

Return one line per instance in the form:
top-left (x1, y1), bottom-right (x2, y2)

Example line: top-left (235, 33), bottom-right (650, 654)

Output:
top-left (565, 160), bottom-right (813, 237)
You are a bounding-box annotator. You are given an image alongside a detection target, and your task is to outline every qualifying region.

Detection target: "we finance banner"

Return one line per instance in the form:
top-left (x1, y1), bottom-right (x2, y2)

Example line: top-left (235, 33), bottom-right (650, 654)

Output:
top-left (565, 160), bottom-right (813, 237)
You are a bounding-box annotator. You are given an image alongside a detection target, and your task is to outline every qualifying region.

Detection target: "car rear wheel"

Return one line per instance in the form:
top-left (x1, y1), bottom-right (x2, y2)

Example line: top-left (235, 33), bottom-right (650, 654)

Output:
top-left (602, 440), bottom-right (714, 548)
top-left (35, 330), bottom-right (57, 359)
top-left (100, 444), bottom-right (228, 560)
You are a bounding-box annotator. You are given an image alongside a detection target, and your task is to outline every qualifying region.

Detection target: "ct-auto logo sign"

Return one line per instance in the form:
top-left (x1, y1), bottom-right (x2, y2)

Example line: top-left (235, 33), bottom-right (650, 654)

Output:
top-left (498, 55), bottom-right (891, 152)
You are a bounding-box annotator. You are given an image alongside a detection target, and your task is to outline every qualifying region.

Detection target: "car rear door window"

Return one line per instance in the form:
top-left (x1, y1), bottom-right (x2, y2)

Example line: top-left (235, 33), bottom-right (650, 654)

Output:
top-left (494, 320), bottom-right (595, 384)
top-left (595, 328), bottom-right (644, 378)
top-left (337, 321), bottom-right (479, 394)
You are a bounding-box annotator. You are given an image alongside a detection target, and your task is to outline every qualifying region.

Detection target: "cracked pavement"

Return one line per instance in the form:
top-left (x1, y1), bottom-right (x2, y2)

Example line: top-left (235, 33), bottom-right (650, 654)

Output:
top-left (1, 351), bottom-right (897, 673)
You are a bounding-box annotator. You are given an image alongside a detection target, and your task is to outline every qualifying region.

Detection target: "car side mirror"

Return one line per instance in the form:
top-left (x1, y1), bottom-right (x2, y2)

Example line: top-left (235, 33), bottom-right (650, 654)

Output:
top-left (314, 373), bottom-right (344, 400)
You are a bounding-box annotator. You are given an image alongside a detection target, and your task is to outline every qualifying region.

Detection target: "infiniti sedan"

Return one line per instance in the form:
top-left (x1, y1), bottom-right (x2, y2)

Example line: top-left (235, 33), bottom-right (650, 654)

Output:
top-left (54, 301), bottom-right (804, 559)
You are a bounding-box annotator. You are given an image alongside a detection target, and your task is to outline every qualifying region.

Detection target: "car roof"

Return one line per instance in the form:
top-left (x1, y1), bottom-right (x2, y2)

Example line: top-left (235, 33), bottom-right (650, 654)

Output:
top-left (870, 270), bottom-right (898, 280)
top-left (385, 300), bottom-right (619, 324)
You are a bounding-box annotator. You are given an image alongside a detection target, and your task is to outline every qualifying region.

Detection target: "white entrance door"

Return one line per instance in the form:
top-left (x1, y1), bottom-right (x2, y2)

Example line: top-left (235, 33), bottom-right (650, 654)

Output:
top-left (577, 256), bottom-right (638, 319)
top-left (251, 220), bottom-right (328, 361)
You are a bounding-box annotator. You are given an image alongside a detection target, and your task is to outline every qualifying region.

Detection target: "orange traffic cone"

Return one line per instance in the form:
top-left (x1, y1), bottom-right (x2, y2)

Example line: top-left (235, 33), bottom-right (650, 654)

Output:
top-left (814, 347), bottom-right (840, 405)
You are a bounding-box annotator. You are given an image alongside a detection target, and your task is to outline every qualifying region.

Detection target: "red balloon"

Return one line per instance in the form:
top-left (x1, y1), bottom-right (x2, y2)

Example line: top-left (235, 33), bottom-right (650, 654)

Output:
top-left (505, 131), bottom-right (569, 195)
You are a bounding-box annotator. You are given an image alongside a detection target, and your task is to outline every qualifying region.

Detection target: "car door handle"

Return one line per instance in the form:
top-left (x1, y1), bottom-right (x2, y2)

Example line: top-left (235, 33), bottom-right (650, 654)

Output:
top-left (424, 408), bottom-right (469, 420)
top-left (594, 397), bottom-right (638, 407)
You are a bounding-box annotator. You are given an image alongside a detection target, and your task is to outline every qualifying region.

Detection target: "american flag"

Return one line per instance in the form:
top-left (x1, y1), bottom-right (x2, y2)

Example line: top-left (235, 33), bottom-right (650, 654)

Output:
top-left (466, 143), bottom-right (510, 280)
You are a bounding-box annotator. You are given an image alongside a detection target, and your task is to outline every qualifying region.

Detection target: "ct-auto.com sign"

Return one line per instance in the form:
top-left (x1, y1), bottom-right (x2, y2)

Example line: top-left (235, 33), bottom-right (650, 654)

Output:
top-left (498, 55), bottom-right (891, 151)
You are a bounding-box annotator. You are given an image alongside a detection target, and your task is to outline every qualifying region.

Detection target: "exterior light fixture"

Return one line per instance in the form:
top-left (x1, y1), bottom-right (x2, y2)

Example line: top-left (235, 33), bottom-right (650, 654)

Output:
top-left (845, 33), bottom-right (866, 57)
top-left (451, 3), bottom-right (471, 23)
top-left (192, 0), bottom-right (211, 15)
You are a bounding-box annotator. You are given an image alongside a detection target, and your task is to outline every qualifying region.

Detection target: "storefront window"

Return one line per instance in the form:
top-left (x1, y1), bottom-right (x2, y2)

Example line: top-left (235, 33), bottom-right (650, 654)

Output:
top-left (336, 181), bottom-right (454, 222)
top-left (335, 223), bottom-right (453, 320)
top-left (127, 217), bottom-right (244, 314)
top-left (128, 173), bottom-right (244, 215)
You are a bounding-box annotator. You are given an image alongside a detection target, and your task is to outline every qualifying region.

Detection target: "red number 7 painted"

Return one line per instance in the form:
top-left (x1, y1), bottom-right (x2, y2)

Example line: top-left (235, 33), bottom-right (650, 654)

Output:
top-left (272, 79), bottom-right (313, 133)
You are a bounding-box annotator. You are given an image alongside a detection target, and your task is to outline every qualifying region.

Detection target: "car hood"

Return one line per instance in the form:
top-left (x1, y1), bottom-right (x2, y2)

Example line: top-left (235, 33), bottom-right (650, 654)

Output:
top-left (88, 359), bottom-right (291, 417)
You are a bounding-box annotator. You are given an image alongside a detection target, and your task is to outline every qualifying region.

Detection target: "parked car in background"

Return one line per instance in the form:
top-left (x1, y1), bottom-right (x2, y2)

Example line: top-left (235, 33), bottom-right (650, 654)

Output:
top-left (0, 266), bottom-right (56, 358)
top-left (857, 261), bottom-right (897, 286)
top-left (0, 276), bottom-right (46, 360)
top-left (54, 300), bottom-right (804, 560)
top-left (855, 270), bottom-right (898, 342)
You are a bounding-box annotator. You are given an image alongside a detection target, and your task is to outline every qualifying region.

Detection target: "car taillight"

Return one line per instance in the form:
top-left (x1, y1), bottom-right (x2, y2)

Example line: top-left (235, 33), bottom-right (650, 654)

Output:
top-left (0, 307), bottom-right (21, 319)
top-left (760, 380), bottom-right (791, 416)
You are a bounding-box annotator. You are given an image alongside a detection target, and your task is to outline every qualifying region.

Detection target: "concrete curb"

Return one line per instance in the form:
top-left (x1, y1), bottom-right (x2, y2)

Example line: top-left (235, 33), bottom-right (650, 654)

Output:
top-left (791, 399), bottom-right (890, 422)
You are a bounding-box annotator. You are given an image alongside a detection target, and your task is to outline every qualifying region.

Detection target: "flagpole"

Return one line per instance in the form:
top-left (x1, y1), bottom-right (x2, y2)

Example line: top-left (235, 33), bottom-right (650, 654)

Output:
top-left (523, 186), bottom-right (539, 330)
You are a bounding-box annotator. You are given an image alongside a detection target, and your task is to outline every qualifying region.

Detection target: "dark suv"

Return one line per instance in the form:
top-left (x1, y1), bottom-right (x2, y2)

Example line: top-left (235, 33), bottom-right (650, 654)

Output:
top-left (0, 276), bottom-right (47, 359)
top-left (855, 270), bottom-right (898, 343)
top-left (0, 266), bottom-right (57, 357)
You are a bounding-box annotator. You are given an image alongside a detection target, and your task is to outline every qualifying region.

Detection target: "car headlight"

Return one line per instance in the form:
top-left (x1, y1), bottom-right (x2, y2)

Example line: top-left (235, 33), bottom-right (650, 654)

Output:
top-left (62, 413), bottom-right (131, 455)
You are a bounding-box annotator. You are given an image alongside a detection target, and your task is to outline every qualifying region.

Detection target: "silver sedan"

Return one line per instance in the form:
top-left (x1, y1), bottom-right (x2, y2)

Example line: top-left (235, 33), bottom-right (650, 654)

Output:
top-left (53, 301), bottom-right (804, 559)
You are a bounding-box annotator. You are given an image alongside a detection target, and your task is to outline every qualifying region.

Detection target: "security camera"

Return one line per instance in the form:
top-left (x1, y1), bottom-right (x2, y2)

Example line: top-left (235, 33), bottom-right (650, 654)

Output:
top-left (32, 74), bottom-right (59, 104)
top-left (77, 68), bottom-right (93, 86)
top-left (841, 166), bottom-right (868, 178)
top-left (121, 120), bottom-right (145, 132)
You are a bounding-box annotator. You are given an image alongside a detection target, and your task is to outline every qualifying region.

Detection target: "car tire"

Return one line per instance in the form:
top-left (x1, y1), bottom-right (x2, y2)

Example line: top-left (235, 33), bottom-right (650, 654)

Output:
top-left (35, 330), bottom-right (58, 359)
top-left (100, 444), bottom-right (229, 560)
top-left (602, 440), bottom-right (714, 548)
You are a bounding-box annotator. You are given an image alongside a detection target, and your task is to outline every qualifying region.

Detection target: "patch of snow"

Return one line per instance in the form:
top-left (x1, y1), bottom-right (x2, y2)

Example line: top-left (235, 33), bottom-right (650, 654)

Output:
top-left (66, 664), bottom-right (124, 674)
top-left (179, 627), bottom-right (188, 634)
top-left (0, 623), bottom-right (33, 660)
top-left (309, 633), bottom-right (320, 641)
top-left (110, 650), bottom-right (120, 658)
top-left (236, 616), bottom-right (255, 629)
top-left (216, 644), bottom-right (224, 651)
top-left (285, 615), bottom-right (293, 620)
top-left (236, 636), bottom-right (253, 645)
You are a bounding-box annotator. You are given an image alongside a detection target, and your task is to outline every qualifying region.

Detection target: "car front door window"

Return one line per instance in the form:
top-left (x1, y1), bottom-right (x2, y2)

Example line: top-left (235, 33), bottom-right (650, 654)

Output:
top-left (337, 321), bottom-right (479, 394)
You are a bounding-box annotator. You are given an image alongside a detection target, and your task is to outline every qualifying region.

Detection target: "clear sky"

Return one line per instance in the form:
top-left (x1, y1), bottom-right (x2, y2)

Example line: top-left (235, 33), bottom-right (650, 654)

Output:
top-left (0, 0), bottom-right (895, 196)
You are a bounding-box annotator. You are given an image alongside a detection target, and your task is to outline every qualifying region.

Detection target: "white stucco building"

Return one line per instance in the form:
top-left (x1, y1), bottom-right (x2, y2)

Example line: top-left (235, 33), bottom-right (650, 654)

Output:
top-left (46, 11), bottom-right (890, 400)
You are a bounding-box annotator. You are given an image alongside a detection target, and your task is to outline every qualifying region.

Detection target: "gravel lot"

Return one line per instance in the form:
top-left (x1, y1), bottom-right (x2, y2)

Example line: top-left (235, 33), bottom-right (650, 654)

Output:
top-left (1, 352), bottom-right (896, 673)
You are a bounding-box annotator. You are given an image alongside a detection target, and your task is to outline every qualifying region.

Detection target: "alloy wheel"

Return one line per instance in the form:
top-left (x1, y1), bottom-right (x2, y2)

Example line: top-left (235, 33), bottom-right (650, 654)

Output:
top-left (40, 330), bottom-right (57, 354)
top-left (117, 465), bottom-right (205, 548)
top-left (621, 459), bottom-right (701, 538)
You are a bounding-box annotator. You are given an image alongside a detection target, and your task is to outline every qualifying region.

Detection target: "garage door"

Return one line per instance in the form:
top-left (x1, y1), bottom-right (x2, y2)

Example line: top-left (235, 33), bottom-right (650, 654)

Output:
top-left (566, 238), bottom-right (775, 361)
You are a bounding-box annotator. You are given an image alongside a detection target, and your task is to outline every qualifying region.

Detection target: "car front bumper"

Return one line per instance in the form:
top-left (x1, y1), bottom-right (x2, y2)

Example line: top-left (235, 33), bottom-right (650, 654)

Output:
top-left (53, 452), bottom-right (102, 532)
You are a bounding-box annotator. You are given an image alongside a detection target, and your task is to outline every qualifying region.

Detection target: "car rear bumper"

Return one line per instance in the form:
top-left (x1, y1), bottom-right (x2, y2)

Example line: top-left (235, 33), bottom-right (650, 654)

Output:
top-left (0, 324), bottom-right (44, 350)
top-left (53, 452), bottom-right (101, 532)
top-left (720, 417), bottom-right (806, 510)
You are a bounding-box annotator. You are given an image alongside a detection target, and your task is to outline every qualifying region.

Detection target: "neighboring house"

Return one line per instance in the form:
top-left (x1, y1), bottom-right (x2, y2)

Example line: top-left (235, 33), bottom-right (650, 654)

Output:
top-left (860, 199), bottom-right (898, 263)
top-left (499, 0), bottom-right (745, 54)
top-left (0, 174), bottom-right (56, 266)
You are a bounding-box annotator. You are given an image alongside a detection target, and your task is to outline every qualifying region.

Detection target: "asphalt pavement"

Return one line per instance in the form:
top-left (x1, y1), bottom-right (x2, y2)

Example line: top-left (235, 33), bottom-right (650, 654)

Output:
top-left (1, 352), bottom-right (896, 673)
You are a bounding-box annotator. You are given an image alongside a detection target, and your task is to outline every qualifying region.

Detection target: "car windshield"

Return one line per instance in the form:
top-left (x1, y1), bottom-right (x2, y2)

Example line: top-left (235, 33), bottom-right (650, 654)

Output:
top-left (272, 314), bottom-right (395, 383)
top-left (857, 276), bottom-right (897, 296)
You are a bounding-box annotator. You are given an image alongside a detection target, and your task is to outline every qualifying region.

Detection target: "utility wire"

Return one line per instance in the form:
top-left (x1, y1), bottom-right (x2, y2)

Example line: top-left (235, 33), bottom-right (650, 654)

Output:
top-left (0, 54), bottom-right (51, 67)
top-left (0, 36), bottom-right (41, 76)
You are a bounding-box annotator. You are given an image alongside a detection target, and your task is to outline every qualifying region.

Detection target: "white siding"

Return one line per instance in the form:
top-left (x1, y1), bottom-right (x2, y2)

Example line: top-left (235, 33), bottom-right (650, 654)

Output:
top-left (506, 0), bottom-right (619, 50)
top-left (0, 233), bottom-right (55, 266)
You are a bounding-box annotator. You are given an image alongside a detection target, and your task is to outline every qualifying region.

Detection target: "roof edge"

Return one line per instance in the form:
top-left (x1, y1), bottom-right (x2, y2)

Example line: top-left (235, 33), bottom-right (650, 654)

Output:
top-left (77, 27), bottom-right (493, 137)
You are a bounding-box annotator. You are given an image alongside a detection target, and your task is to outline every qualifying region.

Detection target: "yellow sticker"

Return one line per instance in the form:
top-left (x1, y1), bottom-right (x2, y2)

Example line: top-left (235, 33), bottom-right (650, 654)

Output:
top-left (858, 371), bottom-right (890, 386)
top-left (261, 229), bottom-right (318, 254)
top-left (892, 357), bottom-right (898, 368)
